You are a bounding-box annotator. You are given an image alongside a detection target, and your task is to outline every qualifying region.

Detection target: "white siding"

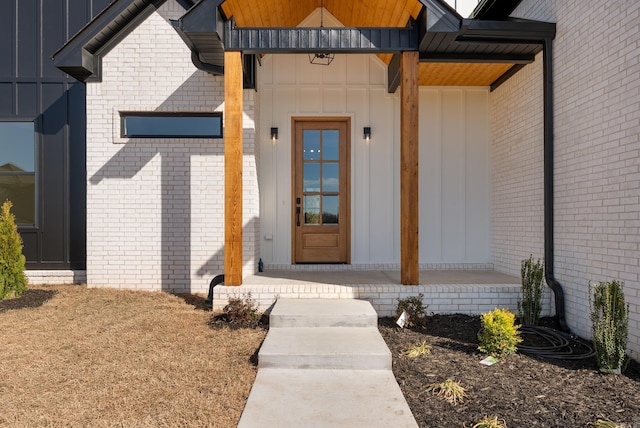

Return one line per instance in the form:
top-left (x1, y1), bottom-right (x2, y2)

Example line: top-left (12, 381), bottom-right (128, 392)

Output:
top-left (259, 53), bottom-right (492, 266)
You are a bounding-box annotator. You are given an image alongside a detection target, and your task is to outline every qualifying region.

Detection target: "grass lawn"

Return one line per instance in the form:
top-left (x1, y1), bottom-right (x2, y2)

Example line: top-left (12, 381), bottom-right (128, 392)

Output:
top-left (0, 285), bottom-right (266, 427)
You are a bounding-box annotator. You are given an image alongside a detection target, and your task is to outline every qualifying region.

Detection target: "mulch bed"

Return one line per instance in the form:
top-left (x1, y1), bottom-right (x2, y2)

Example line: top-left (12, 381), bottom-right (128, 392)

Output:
top-left (379, 315), bottom-right (640, 428)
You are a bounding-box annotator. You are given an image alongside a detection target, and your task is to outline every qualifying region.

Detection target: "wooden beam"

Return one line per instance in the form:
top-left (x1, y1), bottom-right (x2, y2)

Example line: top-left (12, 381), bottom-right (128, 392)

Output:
top-left (400, 51), bottom-right (419, 285)
top-left (224, 51), bottom-right (243, 285)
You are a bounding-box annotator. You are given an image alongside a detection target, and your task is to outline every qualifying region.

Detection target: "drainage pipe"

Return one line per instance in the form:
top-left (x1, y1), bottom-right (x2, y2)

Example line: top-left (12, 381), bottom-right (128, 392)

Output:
top-left (543, 37), bottom-right (569, 332)
top-left (206, 274), bottom-right (225, 307)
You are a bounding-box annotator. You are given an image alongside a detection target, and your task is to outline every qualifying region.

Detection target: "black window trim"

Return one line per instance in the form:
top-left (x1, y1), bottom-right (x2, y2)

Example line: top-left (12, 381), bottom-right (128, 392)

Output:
top-left (119, 111), bottom-right (224, 139)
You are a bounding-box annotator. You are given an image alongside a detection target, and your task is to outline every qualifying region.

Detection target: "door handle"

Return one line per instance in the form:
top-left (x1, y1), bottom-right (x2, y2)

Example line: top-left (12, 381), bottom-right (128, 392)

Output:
top-left (296, 206), bottom-right (301, 226)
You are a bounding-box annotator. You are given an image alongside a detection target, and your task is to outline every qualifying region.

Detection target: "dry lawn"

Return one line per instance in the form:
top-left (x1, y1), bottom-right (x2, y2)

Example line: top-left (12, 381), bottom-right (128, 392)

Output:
top-left (0, 285), bottom-right (266, 427)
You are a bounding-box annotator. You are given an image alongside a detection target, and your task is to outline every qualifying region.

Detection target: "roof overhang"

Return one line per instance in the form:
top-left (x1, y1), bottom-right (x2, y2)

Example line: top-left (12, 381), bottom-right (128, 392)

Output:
top-left (53, 0), bottom-right (555, 91)
top-left (52, 0), bottom-right (193, 82)
top-left (174, 0), bottom-right (554, 91)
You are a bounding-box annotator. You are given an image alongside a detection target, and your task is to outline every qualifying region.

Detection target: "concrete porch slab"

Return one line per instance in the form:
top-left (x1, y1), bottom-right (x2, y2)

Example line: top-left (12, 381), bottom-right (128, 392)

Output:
top-left (243, 269), bottom-right (520, 286)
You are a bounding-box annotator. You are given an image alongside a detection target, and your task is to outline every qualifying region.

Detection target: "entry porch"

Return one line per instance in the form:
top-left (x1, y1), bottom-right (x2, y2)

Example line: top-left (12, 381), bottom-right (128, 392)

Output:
top-left (212, 267), bottom-right (554, 318)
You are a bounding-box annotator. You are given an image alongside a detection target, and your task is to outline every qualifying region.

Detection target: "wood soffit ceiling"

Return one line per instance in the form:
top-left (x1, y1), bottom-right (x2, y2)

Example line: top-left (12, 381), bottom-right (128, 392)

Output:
top-left (220, 0), bottom-right (519, 87)
top-left (220, 0), bottom-right (424, 29)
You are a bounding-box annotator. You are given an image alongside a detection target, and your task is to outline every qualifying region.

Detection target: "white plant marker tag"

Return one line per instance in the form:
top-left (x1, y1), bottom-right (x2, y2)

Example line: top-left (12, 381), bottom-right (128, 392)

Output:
top-left (480, 356), bottom-right (498, 366)
top-left (396, 310), bottom-right (409, 328)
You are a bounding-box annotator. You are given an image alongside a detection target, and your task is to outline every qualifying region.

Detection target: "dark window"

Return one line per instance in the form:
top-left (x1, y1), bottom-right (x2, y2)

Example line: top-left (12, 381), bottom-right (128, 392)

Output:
top-left (0, 122), bottom-right (36, 225)
top-left (120, 112), bottom-right (223, 138)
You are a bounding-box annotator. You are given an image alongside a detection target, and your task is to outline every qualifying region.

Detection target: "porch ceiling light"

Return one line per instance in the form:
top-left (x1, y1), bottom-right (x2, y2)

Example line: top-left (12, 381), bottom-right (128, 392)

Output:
top-left (364, 126), bottom-right (371, 141)
top-left (271, 127), bottom-right (278, 141)
top-left (308, 0), bottom-right (334, 66)
top-left (308, 52), bottom-right (335, 66)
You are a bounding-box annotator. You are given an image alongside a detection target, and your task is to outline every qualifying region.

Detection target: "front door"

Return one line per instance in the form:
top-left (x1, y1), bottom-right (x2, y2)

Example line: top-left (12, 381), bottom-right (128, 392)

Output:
top-left (293, 118), bottom-right (350, 263)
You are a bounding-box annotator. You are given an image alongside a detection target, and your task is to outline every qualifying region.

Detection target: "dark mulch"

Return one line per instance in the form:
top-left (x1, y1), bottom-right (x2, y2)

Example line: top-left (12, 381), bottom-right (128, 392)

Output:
top-left (208, 312), bottom-right (269, 330)
top-left (379, 315), bottom-right (640, 428)
top-left (0, 288), bottom-right (57, 313)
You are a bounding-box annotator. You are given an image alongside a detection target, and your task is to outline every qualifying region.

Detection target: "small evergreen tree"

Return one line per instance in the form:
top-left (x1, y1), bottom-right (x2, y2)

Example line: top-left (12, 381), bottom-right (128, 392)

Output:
top-left (518, 255), bottom-right (544, 325)
top-left (590, 280), bottom-right (628, 373)
top-left (0, 200), bottom-right (28, 299)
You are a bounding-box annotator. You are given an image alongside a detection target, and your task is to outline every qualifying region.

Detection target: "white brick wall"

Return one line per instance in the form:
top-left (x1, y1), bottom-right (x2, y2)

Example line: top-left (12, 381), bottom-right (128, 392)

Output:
top-left (491, 55), bottom-right (545, 275)
top-left (213, 283), bottom-right (554, 318)
top-left (492, 0), bottom-right (640, 360)
top-left (85, 0), bottom-right (259, 293)
top-left (26, 271), bottom-right (86, 285)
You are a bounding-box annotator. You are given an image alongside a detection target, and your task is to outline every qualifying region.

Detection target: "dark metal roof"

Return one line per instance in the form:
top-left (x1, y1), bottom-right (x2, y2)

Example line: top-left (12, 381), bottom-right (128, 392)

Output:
top-left (171, 0), bottom-right (226, 71)
top-left (53, 0), bottom-right (554, 91)
top-left (420, 18), bottom-right (555, 62)
top-left (52, 0), bottom-right (193, 81)
top-left (223, 20), bottom-right (420, 54)
top-left (471, 0), bottom-right (523, 20)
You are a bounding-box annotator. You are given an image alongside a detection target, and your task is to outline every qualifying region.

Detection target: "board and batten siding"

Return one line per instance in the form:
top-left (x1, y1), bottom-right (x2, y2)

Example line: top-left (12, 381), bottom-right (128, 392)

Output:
top-left (258, 53), bottom-right (492, 267)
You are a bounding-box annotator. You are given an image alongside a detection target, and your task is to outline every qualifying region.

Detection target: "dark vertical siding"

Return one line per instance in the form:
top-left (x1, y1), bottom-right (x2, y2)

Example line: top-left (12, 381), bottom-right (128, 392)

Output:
top-left (0, 0), bottom-right (112, 270)
top-left (40, 83), bottom-right (67, 264)
top-left (18, 0), bottom-right (39, 79)
top-left (68, 82), bottom-right (87, 269)
top-left (0, 2), bottom-right (15, 77)
top-left (0, 84), bottom-right (12, 113)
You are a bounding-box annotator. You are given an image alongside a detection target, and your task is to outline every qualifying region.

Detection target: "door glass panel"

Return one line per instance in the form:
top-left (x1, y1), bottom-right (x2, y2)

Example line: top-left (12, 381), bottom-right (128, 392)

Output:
top-left (303, 163), bottom-right (320, 192)
top-left (322, 163), bottom-right (339, 193)
top-left (322, 196), bottom-right (339, 225)
top-left (303, 130), bottom-right (321, 160)
top-left (304, 195), bottom-right (320, 225)
top-left (322, 130), bottom-right (339, 160)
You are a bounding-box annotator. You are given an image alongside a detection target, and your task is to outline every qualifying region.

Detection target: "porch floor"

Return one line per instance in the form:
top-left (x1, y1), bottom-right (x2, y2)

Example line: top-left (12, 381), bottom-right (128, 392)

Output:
top-left (244, 269), bottom-right (520, 285)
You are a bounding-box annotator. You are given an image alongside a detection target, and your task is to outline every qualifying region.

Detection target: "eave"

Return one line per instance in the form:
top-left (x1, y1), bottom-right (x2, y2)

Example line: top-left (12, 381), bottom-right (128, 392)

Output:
top-left (53, 0), bottom-right (556, 91)
top-left (51, 0), bottom-right (193, 82)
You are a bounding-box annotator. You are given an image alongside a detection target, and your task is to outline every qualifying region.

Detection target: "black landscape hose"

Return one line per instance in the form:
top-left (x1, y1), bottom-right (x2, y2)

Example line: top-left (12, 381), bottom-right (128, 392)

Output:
top-left (518, 325), bottom-right (595, 360)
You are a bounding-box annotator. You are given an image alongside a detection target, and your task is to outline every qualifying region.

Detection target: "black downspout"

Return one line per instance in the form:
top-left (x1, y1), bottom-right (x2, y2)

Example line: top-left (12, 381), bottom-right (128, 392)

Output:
top-left (206, 274), bottom-right (225, 306)
top-left (543, 37), bottom-right (570, 332)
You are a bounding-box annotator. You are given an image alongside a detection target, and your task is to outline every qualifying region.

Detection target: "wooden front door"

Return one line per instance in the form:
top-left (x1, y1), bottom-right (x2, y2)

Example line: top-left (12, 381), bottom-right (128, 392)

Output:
top-left (293, 118), bottom-right (350, 263)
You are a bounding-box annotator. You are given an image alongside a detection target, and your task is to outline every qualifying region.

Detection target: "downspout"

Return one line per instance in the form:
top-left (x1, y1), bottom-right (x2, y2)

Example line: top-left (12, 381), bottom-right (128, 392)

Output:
top-left (543, 37), bottom-right (570, 332)
top-left (190, 51), bottom-right (224, 76)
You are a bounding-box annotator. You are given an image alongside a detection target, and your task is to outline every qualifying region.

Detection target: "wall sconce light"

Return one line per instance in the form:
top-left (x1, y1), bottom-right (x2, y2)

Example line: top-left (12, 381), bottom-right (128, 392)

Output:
top-left (363, 126), bottom-right (371, 141)
top-left (271, 127), bottom-right (278, 141)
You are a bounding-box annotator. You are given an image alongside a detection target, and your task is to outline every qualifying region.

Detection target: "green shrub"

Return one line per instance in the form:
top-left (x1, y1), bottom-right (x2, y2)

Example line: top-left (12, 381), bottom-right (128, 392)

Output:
top-left (478, 308), bottom-right (522, 358)
top-left (518, 255), bottom-right (544, 325)
top-left (395, 293), bottom-right (428, 328)
top-left (590, 280), bottom-right (628, 373)
top-left (0, 200), bottom-right (27, 300)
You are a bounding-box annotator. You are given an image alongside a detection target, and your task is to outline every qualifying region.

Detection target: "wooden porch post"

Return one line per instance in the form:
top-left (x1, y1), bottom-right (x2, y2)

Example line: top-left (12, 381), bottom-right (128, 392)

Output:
top-left (400, 51), bottom-right (419, 285)
top-left (224, 51), bottom-right (243, 285)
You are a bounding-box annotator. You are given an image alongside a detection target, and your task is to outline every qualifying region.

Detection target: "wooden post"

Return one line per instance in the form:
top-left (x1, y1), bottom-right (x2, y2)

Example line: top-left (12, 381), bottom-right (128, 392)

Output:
top-left (224, 51), bottom-right (243, 285)
top-left (400, 51), bottom-right (419, 285)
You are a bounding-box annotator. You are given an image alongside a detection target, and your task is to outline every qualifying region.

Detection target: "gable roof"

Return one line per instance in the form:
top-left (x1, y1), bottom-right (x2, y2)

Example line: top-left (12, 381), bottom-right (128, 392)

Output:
top-left (52, 0), bottom-right (193, 81)
top-left (53, 0), bottom-right (555, 90)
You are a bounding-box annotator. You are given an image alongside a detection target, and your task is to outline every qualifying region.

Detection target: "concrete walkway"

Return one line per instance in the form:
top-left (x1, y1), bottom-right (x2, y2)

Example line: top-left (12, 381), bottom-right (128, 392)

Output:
top-left (238, 299), bottom-right (418, 427)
